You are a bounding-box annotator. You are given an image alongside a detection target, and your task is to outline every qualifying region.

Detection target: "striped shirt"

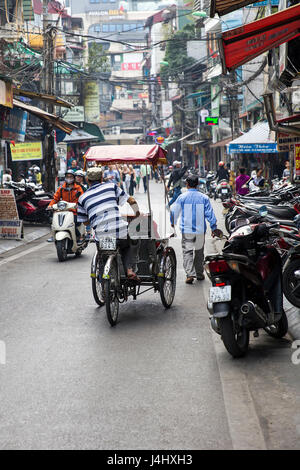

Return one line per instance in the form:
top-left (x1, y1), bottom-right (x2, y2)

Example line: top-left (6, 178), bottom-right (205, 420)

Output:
top-left (77, 182), bottom-right (129, 239)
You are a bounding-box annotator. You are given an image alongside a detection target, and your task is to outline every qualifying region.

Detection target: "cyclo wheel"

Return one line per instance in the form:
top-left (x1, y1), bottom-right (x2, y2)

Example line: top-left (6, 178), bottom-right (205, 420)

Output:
top-left (104, 258), bottom-right (120, 326)
top-left (159, 247), bottom-right (177, 308)
top-left (91, 251), bottom-right (105, 307)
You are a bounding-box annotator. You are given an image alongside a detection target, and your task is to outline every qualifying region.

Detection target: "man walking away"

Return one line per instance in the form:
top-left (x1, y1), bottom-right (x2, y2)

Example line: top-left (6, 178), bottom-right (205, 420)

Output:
top-left (216, 161), bottom-right (229, 182)
top-left (171, 175), bottom-right (222, 284)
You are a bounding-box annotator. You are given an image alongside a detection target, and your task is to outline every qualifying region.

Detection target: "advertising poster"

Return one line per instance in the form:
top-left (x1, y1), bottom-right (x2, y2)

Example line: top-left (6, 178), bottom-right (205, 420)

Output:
top-left (10, 142), bottom-right (43, 161)
top-left (3, 108), bottom-right (27, 142)
top-left (0, 188), bottom-right (22, 239)
top-left (84, 82), bottom-right (100, 122)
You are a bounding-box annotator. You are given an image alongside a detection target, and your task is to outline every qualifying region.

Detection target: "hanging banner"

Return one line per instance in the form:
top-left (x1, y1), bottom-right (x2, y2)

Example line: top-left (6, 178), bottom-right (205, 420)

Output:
top-left (295, 144), bottom-right (300, 178)
top-left (0, 188), bottom-right (22, 239)
top-left (84, 82), bottom-right (100, 122)
top-left (3, 108), bottom-right (27, 142)
top-left (10, 142), bottom-right (43, 161)
top-left (220, 3), bottom-right (300, 72)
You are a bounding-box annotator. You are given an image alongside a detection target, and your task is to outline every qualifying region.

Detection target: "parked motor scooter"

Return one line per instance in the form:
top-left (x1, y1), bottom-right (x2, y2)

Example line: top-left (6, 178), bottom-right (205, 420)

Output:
top-left (205, 210), bottom-right (288, 358)
top-left (50, 201), bottom-right (88, 261)
top-left (215, 179), bottom-right (231, 201)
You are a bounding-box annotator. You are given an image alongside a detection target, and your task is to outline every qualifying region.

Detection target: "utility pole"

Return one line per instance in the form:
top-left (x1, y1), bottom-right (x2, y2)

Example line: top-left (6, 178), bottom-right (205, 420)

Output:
top-left (42, 0), bottom-right (56, 192)
top-left (226, 71), bottom-right (240, 175)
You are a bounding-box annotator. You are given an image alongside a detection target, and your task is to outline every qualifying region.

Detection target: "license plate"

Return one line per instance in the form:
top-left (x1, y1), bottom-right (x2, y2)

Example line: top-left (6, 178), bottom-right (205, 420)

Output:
top-left (221, 189), bottom-right (228, 193)
top-left (209, 286), bottom-right (231, 303)
top-left (99, 237), bottom-right (117, 250)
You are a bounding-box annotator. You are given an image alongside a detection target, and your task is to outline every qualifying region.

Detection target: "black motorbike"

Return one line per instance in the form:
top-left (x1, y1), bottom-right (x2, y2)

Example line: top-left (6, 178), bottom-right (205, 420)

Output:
top-left (205, 218), bottom-right (288, 358)
top-left (282, 214), bottom-right (300, 308)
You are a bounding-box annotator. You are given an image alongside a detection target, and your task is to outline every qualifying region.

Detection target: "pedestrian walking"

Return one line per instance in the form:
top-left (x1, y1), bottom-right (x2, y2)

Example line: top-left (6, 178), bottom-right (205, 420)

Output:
top-left (135, 165), bottom-right (141, 192)
top-left (170, 174), bottom-right (222, 284)
top-left (235, 168), bottom-right (250, 196)
top-left (140, 164), bottom-right (151, 193)
top-left (128, 165), bottom-right (136, 196)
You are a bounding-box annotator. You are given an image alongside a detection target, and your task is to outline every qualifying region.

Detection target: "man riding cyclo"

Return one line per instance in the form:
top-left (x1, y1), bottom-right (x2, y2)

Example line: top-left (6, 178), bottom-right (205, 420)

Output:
top-left (77, 166), bottom-right (141, 282)
top-left (48, 170), bottom-right (84, 241)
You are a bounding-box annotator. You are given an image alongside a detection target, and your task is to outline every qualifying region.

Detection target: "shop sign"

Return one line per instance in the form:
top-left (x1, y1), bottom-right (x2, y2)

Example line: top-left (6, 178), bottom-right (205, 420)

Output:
top-left (277, 132), bottom-right (300, 152)
top-left (221, 3), bottom-right (300, 71)
top-left (63, 106), bottom-right (84, 123)
top-left (10, 142), bottom-right (43, 161)
top-left (0, 189), bottom-right (22, 239)
top-left (88, 10), bottom-right (125, 16)
top-left (121, 63), bottom-right (142, 71)
top-left (295, 144), bottom-right (300, 178)
top-left (205, 117), bottom-right (219, 126)
top-left (0, 80), bottom-right (13, 108)
top-left (3, 108), bottom-right (27, 142)
top-left (229, 142), bottom-right (278, 153)
top-left (84, 81), bottom-right (100, 122)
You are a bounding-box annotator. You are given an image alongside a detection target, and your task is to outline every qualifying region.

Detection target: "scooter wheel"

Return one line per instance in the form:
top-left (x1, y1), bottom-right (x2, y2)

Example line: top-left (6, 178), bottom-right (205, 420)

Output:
top-left (283, 260), bottom-right (300, 308)
top-left (56, 239), bottom-right (68, 262)
top-left (219, 315), bottom-right (249, 358)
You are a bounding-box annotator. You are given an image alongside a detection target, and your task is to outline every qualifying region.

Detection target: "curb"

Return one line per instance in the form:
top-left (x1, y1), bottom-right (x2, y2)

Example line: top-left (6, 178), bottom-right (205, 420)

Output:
top-left (284, 296), bottom-right (300, 339)
top-left (0, 227), bottom-right (50, 256)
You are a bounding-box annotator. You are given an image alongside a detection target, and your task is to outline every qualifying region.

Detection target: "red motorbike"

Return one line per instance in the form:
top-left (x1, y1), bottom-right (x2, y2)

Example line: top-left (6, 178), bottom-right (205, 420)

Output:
top-left (15, 186), bottom-right (52, 224)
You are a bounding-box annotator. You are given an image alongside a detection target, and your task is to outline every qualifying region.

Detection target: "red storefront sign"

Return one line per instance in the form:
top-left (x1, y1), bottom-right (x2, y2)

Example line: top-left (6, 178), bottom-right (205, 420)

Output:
top-left (220, 3), bottom-right (300, 72)
top-left (121, 63), bottom-right (142, 71)
top-left (295, 144), bottom-right (300, 178)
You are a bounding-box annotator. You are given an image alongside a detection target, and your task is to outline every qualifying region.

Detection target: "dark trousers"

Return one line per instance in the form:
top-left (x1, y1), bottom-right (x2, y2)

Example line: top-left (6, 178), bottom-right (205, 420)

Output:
top-left (143, 176), bottom-right (147, 193)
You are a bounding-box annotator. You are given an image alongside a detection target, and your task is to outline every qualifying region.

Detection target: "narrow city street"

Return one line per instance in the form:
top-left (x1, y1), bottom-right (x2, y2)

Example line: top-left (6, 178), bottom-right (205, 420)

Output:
top-left (0, 182), bottom-right (300, 450)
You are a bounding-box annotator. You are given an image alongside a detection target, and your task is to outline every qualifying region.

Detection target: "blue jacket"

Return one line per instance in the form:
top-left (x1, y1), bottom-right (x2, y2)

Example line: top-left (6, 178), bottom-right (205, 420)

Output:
top-left (170, 189), bottom-right (217, 234)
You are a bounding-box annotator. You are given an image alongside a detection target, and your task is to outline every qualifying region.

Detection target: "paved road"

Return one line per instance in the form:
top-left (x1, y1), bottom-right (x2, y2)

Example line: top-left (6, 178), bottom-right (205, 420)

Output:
top-left (0, 182), bottom-right (300, 449)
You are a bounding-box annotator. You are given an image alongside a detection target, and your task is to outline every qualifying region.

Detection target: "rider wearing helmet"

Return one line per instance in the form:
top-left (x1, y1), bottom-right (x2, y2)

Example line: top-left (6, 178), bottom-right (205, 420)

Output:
top-left (33, 166), bottom-right (42, 185)
top-left (216, 161), bottom-right (229, 182)
top-left (48, 170), bottom-right (84, 214)
top-left (75, 170), bottom-right (88, 192)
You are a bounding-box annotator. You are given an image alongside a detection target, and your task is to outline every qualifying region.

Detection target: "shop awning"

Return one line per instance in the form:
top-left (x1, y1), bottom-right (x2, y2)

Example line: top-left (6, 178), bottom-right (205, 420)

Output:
top-left (228, 121), bottom-right (277, 153)
top-left (84, 145), bottom-right (167, 165)
top-left (210, 136), bottom-right (233, 148)
top-left (13, 99), bottom-right (76, 134)
top-left (63, 129), bottom-right (99, 143)
top-left (13, 88), bottom-right (73, 108)
top-left (210, 0), bottom-right (266, 18)
top-left (220, 3), bottom-right (300, 73)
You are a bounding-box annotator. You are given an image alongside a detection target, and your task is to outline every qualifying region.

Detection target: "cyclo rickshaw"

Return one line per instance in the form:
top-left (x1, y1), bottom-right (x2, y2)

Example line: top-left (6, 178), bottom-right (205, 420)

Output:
top-left (85, 144), bottom-right (177, 326)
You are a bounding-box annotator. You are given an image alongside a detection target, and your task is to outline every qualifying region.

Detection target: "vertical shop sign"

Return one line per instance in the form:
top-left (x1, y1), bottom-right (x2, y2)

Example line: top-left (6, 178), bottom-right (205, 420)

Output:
top-left (295, 144), bottom-right (300, 178)
top-left (84, 81), bottom-right (100, 122)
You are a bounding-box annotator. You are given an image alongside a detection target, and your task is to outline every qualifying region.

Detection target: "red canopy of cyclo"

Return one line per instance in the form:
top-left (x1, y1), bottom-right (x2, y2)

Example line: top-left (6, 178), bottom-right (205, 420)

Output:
top-left (84, 145), bottom-right (168, 166)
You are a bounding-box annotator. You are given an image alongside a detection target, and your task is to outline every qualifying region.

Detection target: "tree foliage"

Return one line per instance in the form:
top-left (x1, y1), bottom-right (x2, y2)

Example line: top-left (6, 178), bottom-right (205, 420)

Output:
top-left (160, 24), bottom-right (196, 84)
top-left (88, 43), bottom-right (110, 74)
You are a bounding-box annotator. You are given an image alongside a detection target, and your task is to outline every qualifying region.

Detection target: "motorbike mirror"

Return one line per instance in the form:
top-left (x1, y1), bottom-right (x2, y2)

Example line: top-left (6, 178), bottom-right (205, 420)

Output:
top-left (259, 205), bottom-right (268, 217)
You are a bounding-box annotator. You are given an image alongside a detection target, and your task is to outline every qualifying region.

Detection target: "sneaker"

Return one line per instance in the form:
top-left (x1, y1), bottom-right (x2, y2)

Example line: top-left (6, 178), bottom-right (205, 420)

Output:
top-left (47, 236), bottom-right (54, 242)
top-left (185, 276), bottom-right (194, 284)
top-left (197, 274), bottom-right (205, 281)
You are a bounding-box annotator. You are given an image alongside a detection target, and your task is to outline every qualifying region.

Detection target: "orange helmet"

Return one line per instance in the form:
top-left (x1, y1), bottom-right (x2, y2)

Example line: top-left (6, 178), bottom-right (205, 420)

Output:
top-left (219, 161), bottom-right (225, 166)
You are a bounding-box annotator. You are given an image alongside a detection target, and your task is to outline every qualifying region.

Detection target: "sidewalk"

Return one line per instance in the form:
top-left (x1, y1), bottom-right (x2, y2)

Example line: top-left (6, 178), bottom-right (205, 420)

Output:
top-left (0, 223), bottom-right (50, 255)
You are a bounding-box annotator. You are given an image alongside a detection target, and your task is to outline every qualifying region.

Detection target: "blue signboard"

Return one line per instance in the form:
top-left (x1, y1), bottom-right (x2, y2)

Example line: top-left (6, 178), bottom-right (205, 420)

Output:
top-left (248, 0), bottom-right (279, 6)
top-left (229, 143), bottom-right (278, 153)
